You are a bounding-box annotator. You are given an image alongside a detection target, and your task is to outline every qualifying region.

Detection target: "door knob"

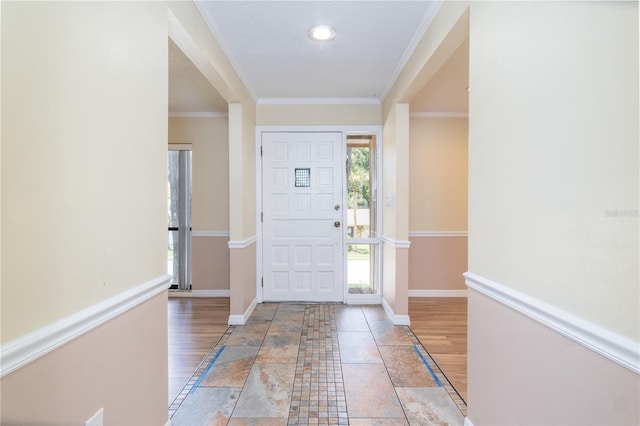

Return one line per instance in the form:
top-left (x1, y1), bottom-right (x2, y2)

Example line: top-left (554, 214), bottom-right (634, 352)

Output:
top-left (334, 221), bottom-right (341, 228)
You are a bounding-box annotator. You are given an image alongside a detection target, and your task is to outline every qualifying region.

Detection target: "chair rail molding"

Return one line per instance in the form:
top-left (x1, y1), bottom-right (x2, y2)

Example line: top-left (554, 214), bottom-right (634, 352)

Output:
top-left (465, 271), bottom-right (640, 374)
top-left (0, 274), bottom-right (171, 378)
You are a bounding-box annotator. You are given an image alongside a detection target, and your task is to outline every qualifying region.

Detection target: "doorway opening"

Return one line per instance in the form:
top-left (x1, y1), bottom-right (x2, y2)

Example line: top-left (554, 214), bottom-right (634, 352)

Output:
top-left (167, 146), bottom-right (192, 290)
top-left (346, 134), bottom-right (380, 299)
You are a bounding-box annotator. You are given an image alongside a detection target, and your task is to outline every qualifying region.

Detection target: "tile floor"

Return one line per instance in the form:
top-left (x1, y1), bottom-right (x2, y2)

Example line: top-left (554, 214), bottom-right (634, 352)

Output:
top-left (170, 303), bottom-right (466, 425)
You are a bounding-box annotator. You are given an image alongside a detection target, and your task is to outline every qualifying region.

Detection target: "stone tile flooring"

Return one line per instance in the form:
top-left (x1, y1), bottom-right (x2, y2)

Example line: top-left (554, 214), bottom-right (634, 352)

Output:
top-left (170, 303), bottom-right (466, 425)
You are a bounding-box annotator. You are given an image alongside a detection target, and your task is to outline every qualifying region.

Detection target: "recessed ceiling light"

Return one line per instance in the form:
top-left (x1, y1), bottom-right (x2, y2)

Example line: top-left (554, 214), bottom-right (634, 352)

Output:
top-left (309, 25), bottom-right (336, 42)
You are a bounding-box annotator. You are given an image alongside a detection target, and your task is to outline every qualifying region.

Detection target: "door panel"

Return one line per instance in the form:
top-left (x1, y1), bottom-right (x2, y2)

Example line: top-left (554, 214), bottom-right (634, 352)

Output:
top-left (262, 132), bottom-right (343, 302)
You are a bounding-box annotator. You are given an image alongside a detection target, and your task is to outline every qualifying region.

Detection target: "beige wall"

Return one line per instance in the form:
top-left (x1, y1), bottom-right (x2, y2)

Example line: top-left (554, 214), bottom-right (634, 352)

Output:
top-left (1, 292), bottom-right (168, 425)
top-left (192, 236), bottom-right (230, 291)
top-left (409, 117), bottom-right (468, 231)
top-left (229, 243), bottom-right (257, 318)
top-left (408, 117), bottom-right (468, 292)
top-left (468, 289), bottom-right (640, 425)
top-left (381, 104), bottom-right (410, 319)
top-left (168, 117), bottom-right (230, 291)
top-left (257, 103), bottom-right (381, 126)
top-left (468, 0), bottom-right (638, 340)
top-left (1, 1), bottom-right (167, 341)
top-left (467, 1), bottom-right (638, 424)
top-left (169, 117), bottom-right (229, 232)
top-left (167, 1), bottom-right (256, 242)
top-left (382, 1), bottom-right (469, 118)
top-left (382, 104), bottom-right (410, 240)
top-left (409, 236), bottom-right (467, 291)
top-left (242, 106), bottom-right (257, 239)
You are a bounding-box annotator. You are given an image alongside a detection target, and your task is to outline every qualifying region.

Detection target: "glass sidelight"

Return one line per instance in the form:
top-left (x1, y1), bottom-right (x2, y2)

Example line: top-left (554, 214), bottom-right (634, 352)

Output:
top-left (167, 148), bottom-right (192, 290)
top-left (346, 135), bottom-right (379, 295)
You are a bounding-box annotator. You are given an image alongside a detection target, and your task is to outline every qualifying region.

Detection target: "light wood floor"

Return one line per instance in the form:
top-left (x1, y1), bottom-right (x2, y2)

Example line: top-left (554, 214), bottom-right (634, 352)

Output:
top-left (167, 297), bottom-right (229, 405)
top-left (409, 297), bottom-right (467, 401)
top-left (167, 297), bottom-right (467, 405)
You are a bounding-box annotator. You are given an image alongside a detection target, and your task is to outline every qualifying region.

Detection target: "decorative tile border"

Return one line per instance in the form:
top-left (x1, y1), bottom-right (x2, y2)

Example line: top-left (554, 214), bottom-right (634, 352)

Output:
top-left (168, 326), bottom-right (235, 419)
top-left (405, 327), bottom-right (468, 417)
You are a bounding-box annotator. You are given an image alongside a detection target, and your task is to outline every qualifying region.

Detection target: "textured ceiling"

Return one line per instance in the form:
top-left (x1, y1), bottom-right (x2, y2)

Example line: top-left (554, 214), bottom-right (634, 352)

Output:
top-left (168, 1), bottom-right (468, 114)
top-left (194, 1), bottom-right (441, 100)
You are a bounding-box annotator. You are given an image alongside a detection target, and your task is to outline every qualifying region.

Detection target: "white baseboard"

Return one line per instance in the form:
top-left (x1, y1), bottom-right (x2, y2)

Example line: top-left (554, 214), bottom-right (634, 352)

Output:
top-left (228, 297), bottom-right (257, 325)
top-left (382, 297), bottom-right (411, 326)
top-left (169, 289), bottom-right (230, 298)
top-left (0, 274), bottom-right (171, 378)
top-left (465, 271), bottom-right (640, 374)
top-left (408, 289), bottom-right (467, 297)
top-left (464, 417), bottom-right (474, 426)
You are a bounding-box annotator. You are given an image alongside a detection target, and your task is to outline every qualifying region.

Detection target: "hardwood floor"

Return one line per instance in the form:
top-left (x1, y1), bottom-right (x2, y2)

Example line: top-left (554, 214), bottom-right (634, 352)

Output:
top-left (409, 297), bottom-right (468, 401)
top-left (167, 297), bottom-right (229, 405)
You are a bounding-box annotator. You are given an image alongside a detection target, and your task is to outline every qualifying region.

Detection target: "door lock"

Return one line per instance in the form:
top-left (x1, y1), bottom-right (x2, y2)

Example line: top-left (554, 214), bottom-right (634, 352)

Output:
top-left (334, 204), bottom-right (341, 211)
top-left (334, 221), bottom-right (341, 228)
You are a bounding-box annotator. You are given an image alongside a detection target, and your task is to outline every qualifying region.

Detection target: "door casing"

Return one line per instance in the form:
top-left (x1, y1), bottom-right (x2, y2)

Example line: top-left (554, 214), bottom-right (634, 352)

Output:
top-left (256, 126), bottom-right (383, 304)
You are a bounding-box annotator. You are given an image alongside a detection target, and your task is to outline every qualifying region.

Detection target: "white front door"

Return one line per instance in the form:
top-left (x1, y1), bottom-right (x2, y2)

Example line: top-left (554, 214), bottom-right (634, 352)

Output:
top-left (262, 132), bottom-right (344, 302)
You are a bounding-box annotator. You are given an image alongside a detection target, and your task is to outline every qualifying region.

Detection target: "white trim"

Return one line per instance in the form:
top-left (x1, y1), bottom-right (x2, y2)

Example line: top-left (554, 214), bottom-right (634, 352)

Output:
top-left (409, 231), bottom-right (468, 238)
top-left (191, 231), bottom-right (230, 238)
top-left (257, 125), bottom-right (383, 134)
top-left (464, 417), bottom-right (474, 426)
top-left (464, 272), bottom-right (640, 374)
top-left (257, 98), bottom-right (380, 106)
top-left (191, 3), bottom-right (258, 102)
top-left (228, 235), bottom-right (257, 249)
top-left (228, 298), bottom-right (257, 325)
top-left (256, 126), bottom-right (383, 304)
top-left (381, 235), bottom-right (411, 249)
top-left (169, 112), bottom-right (228, 118)
top-left (0, 274), bottom-right (171, 378)
top-left (382, 298), bottom-right (411, 326)
top-left (408, 289), bottom-right (467, 298)
top-left (168, 143), bottom-right (193, 151)
top-left (256, 128), bottom-right (264, 303)
top-left (380, 0), bottom-right (443, 100)
top-left (410, 112), bottom-right (469, 118)
top-left (346, 294), bottom-right (382, 305)
top-left (169, 289), bottom-right (230, 298)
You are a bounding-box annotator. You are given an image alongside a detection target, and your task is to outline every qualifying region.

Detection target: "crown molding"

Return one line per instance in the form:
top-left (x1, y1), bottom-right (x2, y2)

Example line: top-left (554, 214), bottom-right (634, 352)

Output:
top-left (380, 0), bottom-right (444, 101)
top-left (169, 112), bottom-right (228, 118)
top-left (192, 3), bottom-right (258, 102)
top-left (257, 98), bottom-right (381, 106)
